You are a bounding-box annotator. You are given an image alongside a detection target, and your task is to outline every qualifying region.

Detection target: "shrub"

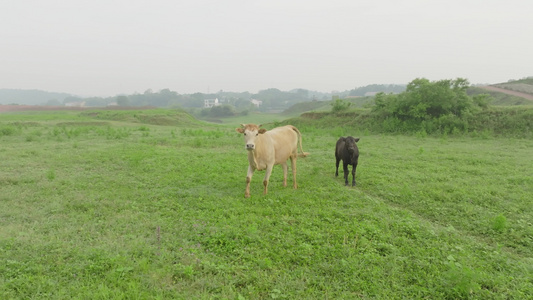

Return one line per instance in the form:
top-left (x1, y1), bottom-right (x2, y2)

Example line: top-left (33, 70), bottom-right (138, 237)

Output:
top-left (0, 126), bottom-right (17, 136)
top-left (330, 99), bottom-right (352, 113)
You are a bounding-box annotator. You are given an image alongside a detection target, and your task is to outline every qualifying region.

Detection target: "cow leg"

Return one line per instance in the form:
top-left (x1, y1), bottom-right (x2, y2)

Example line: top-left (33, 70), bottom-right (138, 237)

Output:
top-left (290, 156), bottom-right (297, 189)
top-left (245, 166), bottom-right (254, 198)
top-left (352, 161), bottom-right (358, 186)
top-left (343, 162), bottom-right (349, 186)
top-left (335, 157), bottom-right (340, 177)
top-left (282, 162), bottom-right (288, 187)
top-left (263, 164), bottom-right (273, 195)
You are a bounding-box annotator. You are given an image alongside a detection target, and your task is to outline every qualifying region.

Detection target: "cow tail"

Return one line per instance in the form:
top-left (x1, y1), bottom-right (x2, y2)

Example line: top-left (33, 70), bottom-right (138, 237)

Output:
top-left (291, 126), bottom-right (309, 157)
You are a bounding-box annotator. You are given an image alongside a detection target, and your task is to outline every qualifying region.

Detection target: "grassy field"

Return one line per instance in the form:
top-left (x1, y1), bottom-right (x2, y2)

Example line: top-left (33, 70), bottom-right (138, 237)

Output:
top-left (1, 110), bottom-right (532, 299)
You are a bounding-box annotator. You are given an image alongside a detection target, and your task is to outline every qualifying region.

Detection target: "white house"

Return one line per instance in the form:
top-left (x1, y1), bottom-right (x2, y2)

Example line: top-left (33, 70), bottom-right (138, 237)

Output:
top-left (65, 101), bottom-right (86, 107)
top-left (204, 98), bottom-right (220, 108)
top-left (250, 99), bottom-right (263, 107)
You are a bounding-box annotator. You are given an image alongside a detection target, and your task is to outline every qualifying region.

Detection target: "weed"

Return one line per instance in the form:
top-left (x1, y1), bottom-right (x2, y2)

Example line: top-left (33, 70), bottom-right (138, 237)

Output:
top-left (443, 260), bottom-right (481, 299)
top-left (492, 214), bottom-right (507, 232)
top-left (46, 169), bottom-right (56, 181)
top-left (0, 125), bottom-right (17, 136)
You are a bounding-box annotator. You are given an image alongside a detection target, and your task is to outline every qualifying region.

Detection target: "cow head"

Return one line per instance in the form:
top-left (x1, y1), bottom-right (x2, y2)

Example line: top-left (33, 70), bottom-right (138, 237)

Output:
top-left (236, 124), bottom-right (267, 151)
top-left (344, 136), bottom-right (360, 154)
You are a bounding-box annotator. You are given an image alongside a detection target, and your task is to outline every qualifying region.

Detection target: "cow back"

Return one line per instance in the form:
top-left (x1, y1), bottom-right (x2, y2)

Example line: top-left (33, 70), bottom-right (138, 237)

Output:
top-left (335, 137), bottom-right (346, 158)
top-left (267, 126), bottom-right (299, 164)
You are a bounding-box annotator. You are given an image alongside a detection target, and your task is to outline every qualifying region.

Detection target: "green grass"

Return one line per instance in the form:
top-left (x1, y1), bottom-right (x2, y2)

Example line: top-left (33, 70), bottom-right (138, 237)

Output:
top-left (0, 110), bottom-right (532, 299)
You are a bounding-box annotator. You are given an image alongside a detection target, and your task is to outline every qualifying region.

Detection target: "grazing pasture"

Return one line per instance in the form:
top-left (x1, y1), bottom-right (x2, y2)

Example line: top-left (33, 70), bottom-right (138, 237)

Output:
top-left (0, 110), bottom-right (532, 299)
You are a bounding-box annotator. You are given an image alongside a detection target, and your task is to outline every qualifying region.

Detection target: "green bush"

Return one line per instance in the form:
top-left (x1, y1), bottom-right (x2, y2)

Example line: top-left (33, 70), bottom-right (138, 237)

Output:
top-left (330, 99), bottom-right (352, 113)
top-left (372, 78), bottom-right (477, 121)
top-left (0, 125), bottom-right (17, 136)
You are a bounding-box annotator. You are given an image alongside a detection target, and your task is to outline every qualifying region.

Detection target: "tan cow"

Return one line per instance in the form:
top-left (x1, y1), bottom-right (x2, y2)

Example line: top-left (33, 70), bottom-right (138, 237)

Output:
top-left (236, 124), bottom-right (309, 198)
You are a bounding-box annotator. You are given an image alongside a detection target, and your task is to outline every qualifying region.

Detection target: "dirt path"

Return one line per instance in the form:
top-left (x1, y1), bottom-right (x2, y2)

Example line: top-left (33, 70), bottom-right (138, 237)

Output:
top-left (479, 86), bottom-right (533, 100)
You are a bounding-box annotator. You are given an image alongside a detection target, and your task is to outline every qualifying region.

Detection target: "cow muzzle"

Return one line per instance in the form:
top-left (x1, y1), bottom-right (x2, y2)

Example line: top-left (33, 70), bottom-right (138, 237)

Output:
top-left (246, 144), bottom-right (255, 150)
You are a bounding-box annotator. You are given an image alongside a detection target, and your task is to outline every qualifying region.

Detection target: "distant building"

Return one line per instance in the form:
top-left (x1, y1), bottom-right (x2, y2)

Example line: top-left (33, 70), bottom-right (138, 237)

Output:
top-left (65, 101), bottom-right (86, 107)
top-left (364, 92), bottom-right (379, 97)
top-left (204, 98), bottom-right (220, 108)
top-left (250, 99), bottom-right (263, 107)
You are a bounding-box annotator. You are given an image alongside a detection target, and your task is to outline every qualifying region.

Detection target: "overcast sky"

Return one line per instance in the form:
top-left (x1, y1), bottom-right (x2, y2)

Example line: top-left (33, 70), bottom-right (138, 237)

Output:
top-left (1, 0), bottom-right (532, 97)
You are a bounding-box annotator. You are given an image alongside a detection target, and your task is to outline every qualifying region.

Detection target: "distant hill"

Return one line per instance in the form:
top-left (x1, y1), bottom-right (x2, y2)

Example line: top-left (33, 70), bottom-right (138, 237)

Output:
top-left (0, 89), bottom-right (74, 105)
top-left (282, 96), bottom-right (375, 115)
top-left (469, 77), bottom-right (533, 106)
top-left (348, 84), bottom-right (406, 97)
top-left (468, 87), bottom-right (533, 106)
top-left (490, 77), bottom-right (533, 96)
top-left (281, 101), bottom-right (330, 115)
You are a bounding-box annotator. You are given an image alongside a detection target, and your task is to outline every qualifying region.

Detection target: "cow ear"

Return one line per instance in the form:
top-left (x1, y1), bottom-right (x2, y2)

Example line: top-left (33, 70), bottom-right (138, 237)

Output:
top-left (354, 137), bottom-right (360, 142)
top-left (236, 128), bottom-right (244, 134)
top-left (258, 128), bottom-right (267, 134)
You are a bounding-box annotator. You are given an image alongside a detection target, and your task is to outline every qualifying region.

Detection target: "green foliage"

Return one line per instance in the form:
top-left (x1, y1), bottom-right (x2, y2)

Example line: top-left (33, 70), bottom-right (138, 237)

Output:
top-left (330, 99), bottom-right (352, 113)
top-left (116, 95), bottom-right (130, 106)
top-left (492, 214), bottom-right (507, 232)
top-left (0, 125), bottom-right (17, 136)
top-left (364, 77), bottom-right (533, 136)
top-left (80, 109), bottom-right (197, 126)
top-left (373, 78), bottom-right (475, 121)
top-left (201, 104), bottom-right (236, 118)
top-left (46, 168), bottom-right (56, 181)
top-left (472, 93), bottom-right (490, 109)
top-left (443, 260), bottom-right (481, 299)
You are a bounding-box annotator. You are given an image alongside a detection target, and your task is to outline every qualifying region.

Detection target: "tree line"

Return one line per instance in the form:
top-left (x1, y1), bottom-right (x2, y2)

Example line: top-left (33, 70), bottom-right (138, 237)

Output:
top-left (1, 85), bottom-right (407, 113)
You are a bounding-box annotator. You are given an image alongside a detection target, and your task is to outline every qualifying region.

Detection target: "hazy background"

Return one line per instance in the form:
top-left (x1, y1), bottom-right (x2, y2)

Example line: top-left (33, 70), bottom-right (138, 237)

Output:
top-left (1, 0), bottom-right (532, 97)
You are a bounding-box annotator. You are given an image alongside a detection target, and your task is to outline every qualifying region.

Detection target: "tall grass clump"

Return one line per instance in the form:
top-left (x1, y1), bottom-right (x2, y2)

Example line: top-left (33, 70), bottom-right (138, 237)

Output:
top-left (492, 214), bottom-right (507, 232)
top-left (0, 125), bottom-right (19, 136)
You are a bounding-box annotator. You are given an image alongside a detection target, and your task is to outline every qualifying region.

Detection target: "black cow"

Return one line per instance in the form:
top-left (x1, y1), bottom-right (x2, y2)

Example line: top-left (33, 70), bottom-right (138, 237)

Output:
top-left (335, 136), bottom-right (360, 186)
